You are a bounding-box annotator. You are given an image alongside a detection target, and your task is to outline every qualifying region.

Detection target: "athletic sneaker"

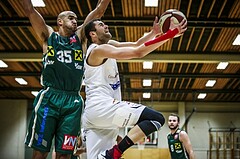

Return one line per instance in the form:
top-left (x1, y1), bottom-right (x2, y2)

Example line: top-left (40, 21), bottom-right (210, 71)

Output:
top-left (97, 145), bottom-right (122, 159)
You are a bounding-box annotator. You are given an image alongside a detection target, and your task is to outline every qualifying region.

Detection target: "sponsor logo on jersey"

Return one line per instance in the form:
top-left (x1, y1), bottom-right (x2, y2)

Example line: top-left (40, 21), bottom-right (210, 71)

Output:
top-left (44, 59), bottom-right (55, 67)
top-left (174, 134), bottom-right (179, 139)
top-left (75, 50), bottom-right (83, 61)
top-left (70, 35), bottom-right (77, 44)
top-left (174, 142), bottom-right (182, 149)
top-left (62, 135), bottom-right (77, 150)
top-left (75, 63), bottom-right (83, 70)
top-left (47, 46), bottom-right (54, 56)
top-left (109, 81), bottom-right (120, 90)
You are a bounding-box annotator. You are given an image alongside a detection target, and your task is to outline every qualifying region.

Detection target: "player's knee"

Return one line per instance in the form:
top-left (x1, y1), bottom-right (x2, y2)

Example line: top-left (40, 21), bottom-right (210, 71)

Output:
top-left (138, 120), bottom-right (162, 136)
top-left (138, 107), bottom-right (165, 126)
top-left (151, 120), bottom-right (162, 131)
top-left (150, 112), bottom-right (165, 131)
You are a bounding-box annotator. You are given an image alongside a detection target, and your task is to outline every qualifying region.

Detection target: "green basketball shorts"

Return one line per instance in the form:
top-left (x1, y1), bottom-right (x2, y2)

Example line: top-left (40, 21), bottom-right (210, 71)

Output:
top-left (25, 87), bottom-right (84, 154)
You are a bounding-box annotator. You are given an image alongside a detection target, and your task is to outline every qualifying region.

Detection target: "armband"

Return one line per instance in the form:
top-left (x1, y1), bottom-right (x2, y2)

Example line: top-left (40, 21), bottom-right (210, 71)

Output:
top-left (144, 28), bottom-right (179, 46)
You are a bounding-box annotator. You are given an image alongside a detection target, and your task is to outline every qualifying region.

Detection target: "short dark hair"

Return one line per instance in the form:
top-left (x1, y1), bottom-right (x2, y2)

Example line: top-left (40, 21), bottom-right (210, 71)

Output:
top-left (169, 113), bottom-right (180, 122)
top-left (84, 19), bottom-right (101, 43)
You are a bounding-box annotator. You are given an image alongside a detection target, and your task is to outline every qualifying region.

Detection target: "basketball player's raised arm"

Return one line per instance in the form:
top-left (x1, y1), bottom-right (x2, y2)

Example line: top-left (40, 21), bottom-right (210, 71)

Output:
top-left (109, 16), bottom-right (162, 47)
top-left (77, 0), bottom-right (111, 39)
top-left (88, 19), bottom-right (187, 66)
top-left (21, 0), bottom-right (52, 43)
top-left (83, 0), bottom-right (111, 25)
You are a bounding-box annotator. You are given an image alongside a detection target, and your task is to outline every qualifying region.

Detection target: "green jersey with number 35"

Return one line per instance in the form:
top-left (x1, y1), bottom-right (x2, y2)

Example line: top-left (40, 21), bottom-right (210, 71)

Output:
top-left (42, 32), bottom-right (84, 91)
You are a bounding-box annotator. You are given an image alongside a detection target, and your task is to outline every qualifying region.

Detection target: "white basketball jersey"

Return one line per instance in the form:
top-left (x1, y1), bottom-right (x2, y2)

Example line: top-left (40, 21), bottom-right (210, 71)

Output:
top-left (84, 44), bottom-right (121, 110)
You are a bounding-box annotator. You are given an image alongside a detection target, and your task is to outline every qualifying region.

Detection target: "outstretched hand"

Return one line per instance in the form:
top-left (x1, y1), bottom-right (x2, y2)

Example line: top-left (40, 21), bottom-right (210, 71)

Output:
top-left (152, 16), bottom-right (162, 36)
top-left (144, 17), bottom-right (187, 46)
top-left (169, 18), bottom-right (187, 35)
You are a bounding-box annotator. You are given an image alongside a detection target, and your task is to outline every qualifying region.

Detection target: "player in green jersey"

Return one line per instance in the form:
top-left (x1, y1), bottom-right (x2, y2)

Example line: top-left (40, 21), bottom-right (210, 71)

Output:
top-left (167, 113), bottom-right (195, 159)
top-left (22, 0), bottom-right (111, 158)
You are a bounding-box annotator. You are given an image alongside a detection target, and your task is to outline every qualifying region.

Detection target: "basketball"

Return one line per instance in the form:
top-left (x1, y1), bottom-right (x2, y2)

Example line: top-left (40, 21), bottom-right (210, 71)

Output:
top-left (159, 9), bottom-right (187, 37)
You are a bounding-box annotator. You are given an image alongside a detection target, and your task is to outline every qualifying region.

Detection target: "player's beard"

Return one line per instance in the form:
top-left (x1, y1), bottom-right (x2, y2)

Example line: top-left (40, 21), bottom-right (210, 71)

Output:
top-left (169, 124), bottom-right (178, 130)
top-left (64, 24), bottom-right (77, 35)
top-left (99, 32), bottom-right (112, 44)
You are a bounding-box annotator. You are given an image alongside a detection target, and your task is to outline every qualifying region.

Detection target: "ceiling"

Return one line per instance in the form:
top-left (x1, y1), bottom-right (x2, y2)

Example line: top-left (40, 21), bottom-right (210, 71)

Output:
top-left (0, 0), bottom-right (240, 103)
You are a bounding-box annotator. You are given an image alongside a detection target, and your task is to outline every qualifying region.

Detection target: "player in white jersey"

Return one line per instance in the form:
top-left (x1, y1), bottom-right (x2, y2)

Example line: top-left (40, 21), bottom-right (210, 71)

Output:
top-left (84, 43), bottom-right (122, 130)
top-left (83, 17), bottom-right (187, 159)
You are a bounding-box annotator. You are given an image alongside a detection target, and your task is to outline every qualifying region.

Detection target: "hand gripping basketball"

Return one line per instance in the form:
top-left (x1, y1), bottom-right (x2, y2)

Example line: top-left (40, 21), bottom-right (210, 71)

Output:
top-left (159, 9), bottom-right (187, 38)
top-left (169, 17), bottom-right (187, 36)
top-left (144, 19), bottom-right (187, 46)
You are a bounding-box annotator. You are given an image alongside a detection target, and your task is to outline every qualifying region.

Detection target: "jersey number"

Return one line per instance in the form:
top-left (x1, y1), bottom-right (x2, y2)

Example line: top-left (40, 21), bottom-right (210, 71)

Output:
top-left (57, 50), bottom-right (72, 63)
top-left (171, 144), bottom-right (174, 152)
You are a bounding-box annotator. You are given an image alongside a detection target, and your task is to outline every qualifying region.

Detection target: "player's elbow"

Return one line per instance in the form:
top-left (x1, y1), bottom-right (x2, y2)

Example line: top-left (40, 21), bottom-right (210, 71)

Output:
top-left (134, 45), bottom-right (151, 58)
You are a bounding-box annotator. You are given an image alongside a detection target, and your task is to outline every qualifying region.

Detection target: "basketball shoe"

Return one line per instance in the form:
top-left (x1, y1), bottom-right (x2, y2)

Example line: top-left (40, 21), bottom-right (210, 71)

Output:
top-left (97, 145), bottom-right (122, 159)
